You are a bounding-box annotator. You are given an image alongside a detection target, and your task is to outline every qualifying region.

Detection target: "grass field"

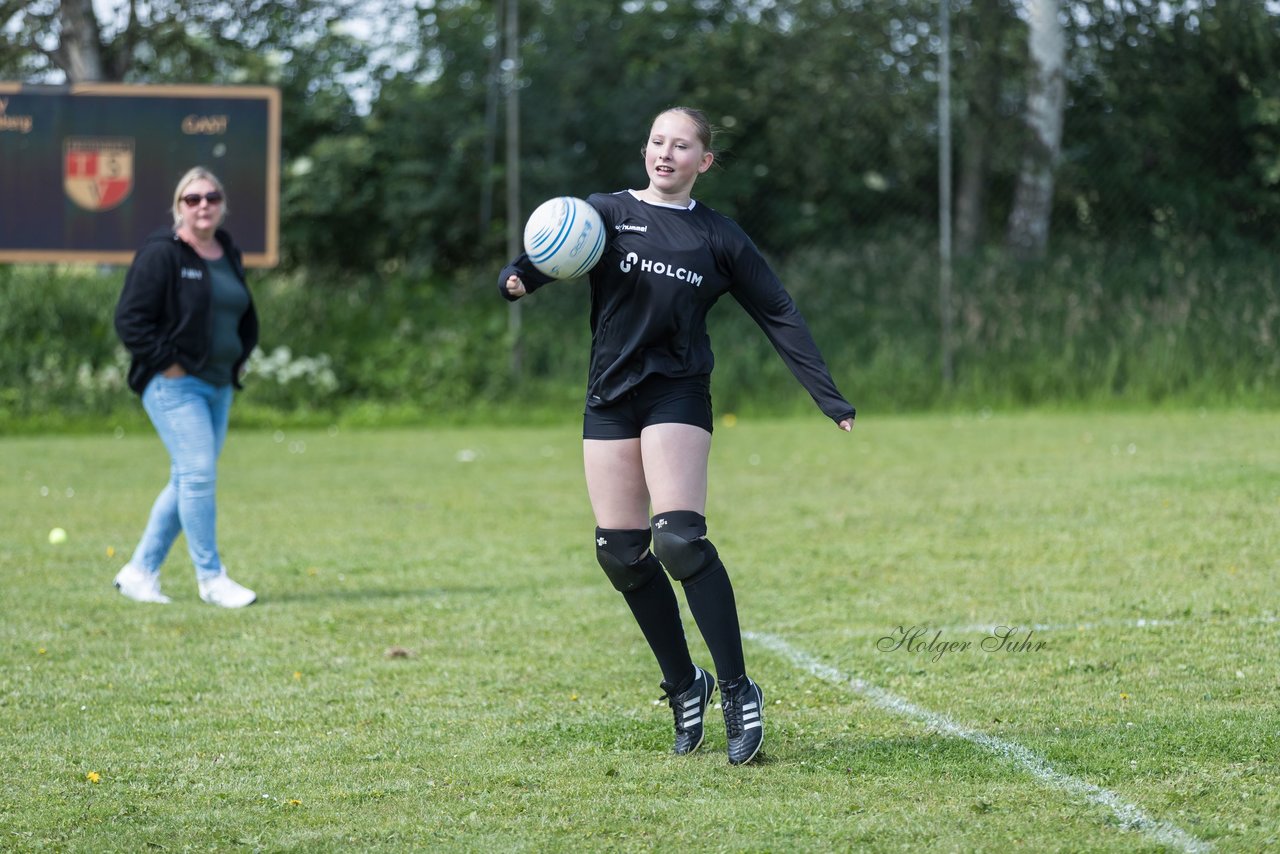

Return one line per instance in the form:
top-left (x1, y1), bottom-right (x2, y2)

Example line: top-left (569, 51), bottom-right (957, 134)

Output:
top-left (1, 410), bottom-right (1277, 852)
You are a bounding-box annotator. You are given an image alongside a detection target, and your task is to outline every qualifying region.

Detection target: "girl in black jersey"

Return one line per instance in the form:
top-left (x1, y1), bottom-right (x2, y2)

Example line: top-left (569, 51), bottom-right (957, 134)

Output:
top-left (499, 107), bottom-right (854, 765)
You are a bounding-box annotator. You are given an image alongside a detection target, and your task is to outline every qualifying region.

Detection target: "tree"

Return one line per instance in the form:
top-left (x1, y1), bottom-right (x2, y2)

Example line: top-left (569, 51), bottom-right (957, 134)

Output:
top-left (1005, 0), bottom-right (1065, 259)
top-left (52, 0), bottom-right (107, 80)
top-left (3, 0), bottom-right (156, 82)
top-left (0, 1), bottom-right (378, 86)
top-left (952, 0), bottom-right (1022, 256)
top-left (1, 1), bottom-right (99, 81)
top-left (1060, 0), bottom-right (1280, 243)
top-left (7, 0), bottom-right (1275, 275)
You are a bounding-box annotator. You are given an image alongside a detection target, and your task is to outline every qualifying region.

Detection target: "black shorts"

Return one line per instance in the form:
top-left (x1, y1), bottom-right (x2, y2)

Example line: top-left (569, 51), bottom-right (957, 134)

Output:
top-left (582, 374), bottom-right (713, 440)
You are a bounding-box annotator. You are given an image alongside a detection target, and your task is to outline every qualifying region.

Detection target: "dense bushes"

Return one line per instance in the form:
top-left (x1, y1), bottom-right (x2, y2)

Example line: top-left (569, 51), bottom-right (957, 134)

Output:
top-left (0, 266), bottom-right (128, 430)
top-left (2, 236), bottom-right (1276, 434)
top-left (721, 232), bottom-right (1280, 413)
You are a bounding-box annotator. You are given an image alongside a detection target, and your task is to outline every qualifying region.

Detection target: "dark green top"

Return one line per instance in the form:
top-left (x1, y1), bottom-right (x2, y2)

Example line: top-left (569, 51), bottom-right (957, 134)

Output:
top-left (193, 254), bottom-right (251, 386)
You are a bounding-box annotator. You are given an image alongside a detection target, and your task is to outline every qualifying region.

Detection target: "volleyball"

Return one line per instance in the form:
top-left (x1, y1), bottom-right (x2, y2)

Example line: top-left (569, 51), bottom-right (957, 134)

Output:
top-left (522, 196), bottom-right (606, 280)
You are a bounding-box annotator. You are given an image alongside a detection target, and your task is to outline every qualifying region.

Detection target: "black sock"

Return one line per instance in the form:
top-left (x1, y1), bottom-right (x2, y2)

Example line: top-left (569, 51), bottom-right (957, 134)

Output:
top-left (621, 557), bottom-right (695, 688)
top-left (681, 560), bottom-right (746, 684)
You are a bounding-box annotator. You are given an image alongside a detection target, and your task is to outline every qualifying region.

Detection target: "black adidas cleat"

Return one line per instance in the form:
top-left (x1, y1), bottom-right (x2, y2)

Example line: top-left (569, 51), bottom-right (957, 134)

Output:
top-left (660, 665), bottom-right (716, 755)
top-left (720, 676), bottom-right (764, 765)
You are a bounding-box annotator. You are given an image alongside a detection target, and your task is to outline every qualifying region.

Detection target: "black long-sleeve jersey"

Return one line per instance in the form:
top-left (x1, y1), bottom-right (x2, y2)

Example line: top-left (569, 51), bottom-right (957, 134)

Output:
top-left (499, 190), bottom-right (855, 424)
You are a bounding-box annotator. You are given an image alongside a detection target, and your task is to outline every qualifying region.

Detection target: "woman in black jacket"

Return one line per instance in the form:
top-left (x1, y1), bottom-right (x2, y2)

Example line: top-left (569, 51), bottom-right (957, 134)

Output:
top-left (499, 107), bottom-right (855, 765)
top-left (113, 166), bottom-right (260, 608)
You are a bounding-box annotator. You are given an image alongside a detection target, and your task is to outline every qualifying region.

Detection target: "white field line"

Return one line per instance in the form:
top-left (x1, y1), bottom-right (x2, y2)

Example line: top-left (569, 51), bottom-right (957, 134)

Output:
top-left (746, 631), bottom-right (1213, 854)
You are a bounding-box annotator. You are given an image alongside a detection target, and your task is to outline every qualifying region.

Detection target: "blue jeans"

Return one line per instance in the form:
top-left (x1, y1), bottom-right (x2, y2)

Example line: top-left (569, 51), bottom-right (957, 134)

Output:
top-left (131, 374), bottom-right (233, 581)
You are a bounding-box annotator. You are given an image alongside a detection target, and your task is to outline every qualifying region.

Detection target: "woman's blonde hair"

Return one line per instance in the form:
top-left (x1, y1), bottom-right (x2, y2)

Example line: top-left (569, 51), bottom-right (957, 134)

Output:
top-left (171, 166), bottom-right (229, 229)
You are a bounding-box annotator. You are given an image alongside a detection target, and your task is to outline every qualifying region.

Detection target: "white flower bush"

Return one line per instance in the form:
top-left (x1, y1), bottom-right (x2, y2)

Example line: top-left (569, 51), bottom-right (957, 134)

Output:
top-left (76, 352), bottom-right (128, 394)
top-left (246, 346), bottom-right (339, 395)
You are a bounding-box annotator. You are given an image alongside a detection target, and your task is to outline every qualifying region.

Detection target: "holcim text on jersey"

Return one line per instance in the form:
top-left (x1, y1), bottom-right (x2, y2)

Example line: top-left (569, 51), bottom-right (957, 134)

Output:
top-left (619, 252), bottom-right (706, 287)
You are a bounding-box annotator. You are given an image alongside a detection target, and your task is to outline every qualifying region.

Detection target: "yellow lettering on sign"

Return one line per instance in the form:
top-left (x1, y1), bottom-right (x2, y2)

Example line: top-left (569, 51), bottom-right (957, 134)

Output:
top-left (181, 114), bottom-right (229, 135)
top-left (0, 97), bottom-right (34, 133)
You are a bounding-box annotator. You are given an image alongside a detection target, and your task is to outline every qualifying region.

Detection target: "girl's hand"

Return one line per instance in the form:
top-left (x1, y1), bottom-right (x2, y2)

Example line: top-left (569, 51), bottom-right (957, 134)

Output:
top-left (505, 275), bottom-right (527, 298)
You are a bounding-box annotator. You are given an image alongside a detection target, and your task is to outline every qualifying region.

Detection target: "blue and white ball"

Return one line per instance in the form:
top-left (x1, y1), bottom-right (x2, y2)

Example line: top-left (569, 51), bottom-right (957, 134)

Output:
top-left (523, 196), bottom-right (605, 280)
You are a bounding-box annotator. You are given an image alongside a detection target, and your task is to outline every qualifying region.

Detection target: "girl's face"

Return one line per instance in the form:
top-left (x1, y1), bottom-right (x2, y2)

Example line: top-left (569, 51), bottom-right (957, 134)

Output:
top-left (178, 178), bottom-right (223, 236)
top-left (644, 111), bottom-right (713, 200)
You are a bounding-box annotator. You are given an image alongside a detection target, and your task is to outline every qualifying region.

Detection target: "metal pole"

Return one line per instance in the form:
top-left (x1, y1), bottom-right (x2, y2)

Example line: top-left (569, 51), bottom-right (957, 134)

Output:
top-left (505, 0), bottom-right (523, 376)
top-left (938, 0), bottom-right (955, 387)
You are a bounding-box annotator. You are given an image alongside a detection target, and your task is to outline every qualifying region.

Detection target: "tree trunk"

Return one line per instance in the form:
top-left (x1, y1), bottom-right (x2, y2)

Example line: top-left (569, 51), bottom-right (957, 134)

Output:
top-left (504, 0), bottom-right (523, 376)
top-left (955, 83), bottom-right (992, 256)
top-left (55, 0), bottom-right (107, 82)
top-left (1006, 0), bottom-right (1065, 260)
top-left (954, 0), bottom-right (1009, 257)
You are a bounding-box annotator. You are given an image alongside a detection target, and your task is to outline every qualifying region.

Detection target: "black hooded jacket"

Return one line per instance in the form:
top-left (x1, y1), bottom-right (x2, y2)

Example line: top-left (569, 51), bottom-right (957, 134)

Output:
top-left (115, 228), bottom-right (259, 395)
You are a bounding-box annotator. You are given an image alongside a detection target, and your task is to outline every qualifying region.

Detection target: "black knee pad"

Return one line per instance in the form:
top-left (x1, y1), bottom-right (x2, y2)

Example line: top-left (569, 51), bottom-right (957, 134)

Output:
top-left (595, 527), bottom-right (661, 593)
top-left (651, 510), bottom-right (721, 584)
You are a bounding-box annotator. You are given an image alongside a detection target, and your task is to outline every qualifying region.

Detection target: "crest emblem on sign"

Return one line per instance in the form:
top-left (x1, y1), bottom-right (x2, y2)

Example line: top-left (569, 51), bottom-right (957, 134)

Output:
top-left (64, 137), bottom-right (135, 212)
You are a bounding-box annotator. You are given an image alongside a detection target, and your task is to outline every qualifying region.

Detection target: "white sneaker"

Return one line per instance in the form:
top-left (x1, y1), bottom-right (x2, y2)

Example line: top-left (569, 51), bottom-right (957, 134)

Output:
top-left (113, 564), bottom-right (172, 604)
top-left (198, 570), bottom-right (257, 608)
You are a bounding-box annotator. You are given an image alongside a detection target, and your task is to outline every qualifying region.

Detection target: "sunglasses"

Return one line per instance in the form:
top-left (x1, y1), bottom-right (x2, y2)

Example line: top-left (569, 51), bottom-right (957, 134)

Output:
top-left (181, 191), bottom-right (224, 206)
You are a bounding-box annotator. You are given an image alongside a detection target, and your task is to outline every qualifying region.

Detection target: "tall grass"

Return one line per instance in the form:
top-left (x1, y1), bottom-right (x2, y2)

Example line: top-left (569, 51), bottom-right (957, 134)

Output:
top-left (2, 234), bottom-right (1276, 434)
top-left (711, 232), bottom-right (1280, 414)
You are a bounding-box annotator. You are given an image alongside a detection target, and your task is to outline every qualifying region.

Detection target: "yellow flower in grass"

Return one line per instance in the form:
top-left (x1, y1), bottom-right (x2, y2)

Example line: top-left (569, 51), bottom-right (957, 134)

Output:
top-left (86, 772), bottom-right (101, 784)
top-left (293, 671), bottom-right (302, 681)
top-left (289, 799), bottom-right (302, 806)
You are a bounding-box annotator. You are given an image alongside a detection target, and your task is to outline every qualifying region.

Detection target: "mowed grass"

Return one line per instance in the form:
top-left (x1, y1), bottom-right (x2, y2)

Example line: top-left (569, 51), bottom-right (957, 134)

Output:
top-left (1, 410), bottom-right (1276, 852)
